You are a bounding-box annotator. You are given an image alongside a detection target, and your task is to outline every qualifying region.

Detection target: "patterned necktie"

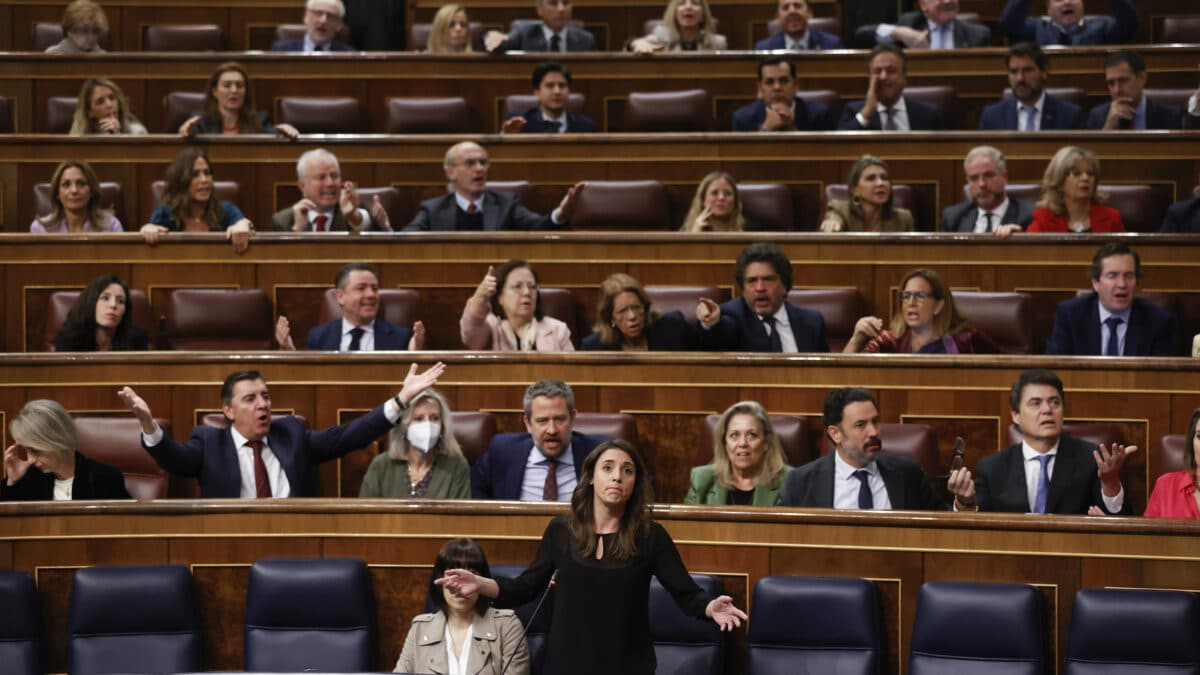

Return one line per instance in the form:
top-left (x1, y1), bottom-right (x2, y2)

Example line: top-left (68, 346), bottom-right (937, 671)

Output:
top-left (542, 458), bottom-right (558, 500)
top-left (1033, 454), bottom-right (1051, 513)
top-left (853, 470), bottom-right (873, 509)
top-left (348, 326), bottom-right (365, 351)
top-left (248, 440), bottom-right (271, 498)
top-left (1104, 316), bottom-right (1123, 356)
top-left (314, 214), bottom-right (329, 232)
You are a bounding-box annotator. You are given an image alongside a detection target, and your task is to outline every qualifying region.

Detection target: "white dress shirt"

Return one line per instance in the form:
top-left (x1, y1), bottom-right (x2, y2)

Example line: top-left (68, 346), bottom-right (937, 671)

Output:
top-left (762, 303), bottom-right (799, 353)
top-left (833, 451), bottom-right (893, 510)
top-left (444, 623), bottom-right (474, 675)
top-left (454, 192), bottom-right (484, 214)
top-left (786, 30), bottom-right (811, 50)
top-left (540, 25), bottom-right (567, 51)
top-left (53, 477), bottom-right (73, 501)
top-left (1018, 91), bottom-right (1046, 131)
top-left (339, 318), bottom-right (376, 351)
top-left (858, 96), bottom-right (909, 131)
top-left (1021, 440), bottom-right (1123, 513)
top-left (519, 444), bottom-right (576, 501)
top-left (974, 195), bottom-right (1010, 233)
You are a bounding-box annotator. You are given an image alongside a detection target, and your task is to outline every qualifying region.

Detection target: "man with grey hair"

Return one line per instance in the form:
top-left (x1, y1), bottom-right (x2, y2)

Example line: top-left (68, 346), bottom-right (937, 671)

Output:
top-left (940, 145), bottom-right (1034, 237)
top-left (271, 0), bottom-right (355, 51)
top-left (271, 148), bottom-right (389, 231)
top-left (483, 0), bottom-right (596, 53)
top-left (470, 379), bottom-right (605, 500)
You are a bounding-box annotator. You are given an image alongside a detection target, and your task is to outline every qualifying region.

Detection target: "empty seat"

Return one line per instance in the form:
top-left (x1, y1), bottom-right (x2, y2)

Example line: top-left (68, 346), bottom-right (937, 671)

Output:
top-left (163, 91), bottom-right (206, 133)
top-left (46, 95), bottom-right (77, 134)
top-left (535, 287), bottom-right (577, 338)
top-left (244, 558), bottom-right (375, 671)
top-left (33, 181), bottom-right (126, 226)
top-left (407, 21), bottom-right (484, 51)
top-left (277, 97), bottom-right (363, 134)
top-left (650, 574), bottom-right (725, 675)
top-left (503, 93), bottom-right (586, 120)
top-left (73, 416), bottom-right (171, 499)
top-left (573, 412), bottom-right (638, 448)
top-left (163, 288), bottom-right (273, 350)
top-left (142, 24), bottom-right (224, 51)
top-left (1102, 184), bottom-right (1172, 233)
top-left (355, 186), bottom-right (403, 229)
top-left (796, 89), bottom-right (845, 123)
top-left (909, 581), bottom-right (1044, 675)
top-left (625, 89), bottom-right (711, 132)
top-left (44, 289), bottom-right (151, 351)
top-left (767, 16), bottom-right (840, 36)
top-left (787, 288), bottom-right (862, 352)
top-left (0, 571), bottom-right (40, 675)
top-left (1144, 88), bottom-right (1195, 113)
top-left (450, 411), bottom-right (497, 465)
top-left (1158, 433), bottom-right (1188, 475)
top-left (274, 23), bottom-right (352, 46)
top-left (1002, 86), bottom-right (1086, 110)
top-left (485, 180), bottom-right (536, 207)
top-left (1064, 588), bottom-right (1200, 674)
top-left (68, 565), bottom-right (201, 674)
top-left (740, 183), bottom-right (794, 231)
top-left (1159, 17), bottom-right (1200, 43)
top-left (151, 179), bottom-right (239, 205)
top-left (747, 576), bottom-right (881, 675)
top-left (317, 288), bottom-right (420, 329)
top-left (569, 180), bottom-right (673, 230)
top-left (824, 183), bottom-right (915, 213)
top-left (490, 564), bottom-right (552, 675)
top-left (645, 285), bottom-right (722, 318)
top-left (386, 97), bottom-right (474, 133)
top-left (954, 291), bottom-right (1033, 354)
top-left (0, 96), bottom-right (12, 133)
top-left (905, 85), bottom-right (961, 129)
top-left (701, 414), bottom-right (812, 468)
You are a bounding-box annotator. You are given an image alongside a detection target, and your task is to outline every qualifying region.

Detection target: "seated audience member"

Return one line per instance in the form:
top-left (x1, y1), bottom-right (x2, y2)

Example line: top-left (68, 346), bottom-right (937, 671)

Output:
top-left (680, 171), bottom-right (750, 232)
top-left (1028, 146), bottom-right (1124, 233)
top-left (46, 0), bottom-right (108, 54)
top-left (1087, 51), bottom-right (1182, 131)
top-left (484, 0), bottom-right (595, 53)
top-left (941, 146), bottom-right (1034, 236)
top-left (405, 141), bottom-right (581, 231)
top-left (1161, 190), bottom-right (1200, 233)
top-left (855, 0), bottom-right (990, 49)
top-left (779, 387), bottom-right (946, 509)
top-left (396, 538), bottom-right (529, 674)
top-left (629, 0), bottom-right (727, 52)
top-left (999, 0), bottom-right (1136, 46)
top-left (1144, 409), bottom-right (1200, 519)
top-left (732, 57), bottom-right (835, 132)
top-left (427, 4), bottom-right (473, 52)
top-left (696, 242), bottom-right (829, 352)
top-left (837, 45), bottom-right (945, 131)
top-left (178, 62), bottom-right (300, 139)
top-left (2, 399), bottom-right (130, 501)
top-left (141, 148), bottom-right (256, 253)
top-left (581, 273), bottom-right (698, 351)
top-left (946, 369), bottom-right (1135, 514)
top-left (360, 389), bottom-right (470, 499)
top-left (461, 259), bottom-right (574, 351)
top-left (70, 78), bottom-right (146, 135)
top-left (685, 401), bottom-right (791, 505)
top-left (845, 268), bottom-right (999, 354)
top-left (271, 148), bottom-right (388, 232)
top-left (979, 43), bottom-right (1085, 131)
top-left (271, 0), bottom-right (354, 52)
top-left (1046, 243), bottom-right (1176, 356)
top-left (502, 62), bottom-right (597, 133)
top-left (54, 274), bottom-right (149, 352)
top-left (471, 379), bottom-right (603, 499)
top-left (820, 155), bottom-right (914, 232)
top-left (276, 262), bottom-right (425, 351)
top-left (30, 160), bottom-right (122, 233)
top-left (755, 0), bottom-right (843, 50)
top-left (118, 362), bottom-right (445, 498)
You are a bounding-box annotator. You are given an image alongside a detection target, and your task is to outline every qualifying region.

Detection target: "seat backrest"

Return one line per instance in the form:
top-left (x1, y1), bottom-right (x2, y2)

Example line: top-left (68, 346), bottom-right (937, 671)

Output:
top-left (244, 558), bottom-right (375, 671)
top-left (909, 581), bottom-right (1044, 675)
top-left (274, 23), bottom-right (352, 46)
top-left (536, 287), bottom-right (577, 338)
top-left (819, 422), bottom-right (938, 479)
top-left (407, 21), bottom-right (485, 51)
top-left (386, 97), bottom-right (474, 133)
top-left (277, 96), bottom-right (363, 134)
top-left (451, 411), bottom-right (497, 465)
top-left (645, 285), bottom-right (722, 318)
top-left (954, 291), bottom-right (1033, 354)
top-left (905, 85), bottom-right (961, 129)
top-left (569, 180), bottom-right (673, 230)
top-left (767, 16), bottom-right (840, 35)
top-left (1158, 434), bottom-right (1187, 475)
top-left (33, 181), bottom-right (126, 226)
top-left (573, 412), bottom-right (638, 448)
top-left (0, 571), bottom-right (40, 675)
top-left (824, 183), bottom-right (914, 213)
top-left (701, 414), bottom-right (812, 468)
top-left (747, 575), bottom-right (881, 675)
top-left (45, 289), bottom-right (151, 351)
top-left (625, 89), bottom-right (711, 132)
top-left (796, 89), bottom-right (845, 123)
top-left (0, 95), bottom-right (11, 133)
top-left (142, 24), bottom-right (224, 51)
top-left (485, 180), bottom-right (535, 207)
top-left (1101, 184), bottom-right (1173, 233)
top-left (787, 288), bottom-right (862, 352)
top-left (317, 287), bottom-right (420, 329)
top-left (1144, 88), bottom-right (1195, 112)
top-left (650, 574), bottom-right (725, 675)
top-left (151, 179), bottom-right (239, 205)
top-left (503, 93), bottom-right (586, 120)
top-left (355, 186), bottom-right (403, 229)
top-left (740, 183), bottom-right (794, 231)
top-left (490, 564), bottom-right (553, 675)
top-left (47, 95), bottom-right (77, 134)
top-left (1006, 421), bottom-right (1123, 449)
top-left (68, 565), bottom-right (201, 674)
top-left (162, 92), bottom-right (206, 133)
top-left (202, 412), bottom-right (305, 429)
top-left (33, 23), bottom-right (114, 51)
top-left (73, 416), bottom-right (171, 499)
top-left (164, 288), bottom-right (273, 350)
top-left (1159, 17), bottom-right (1200, 43)
top-left (1002, 87), bottom-right (1086, 109)
top-left (1064, 588), bottom-right (1200, 674)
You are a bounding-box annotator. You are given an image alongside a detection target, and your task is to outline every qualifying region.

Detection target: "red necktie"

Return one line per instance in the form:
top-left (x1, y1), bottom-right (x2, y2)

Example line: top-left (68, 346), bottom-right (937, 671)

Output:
top-left (542, 458), bottom-right (558, 501)
top-left (467, 202), bottom-right (477, 214)
top-left (314, 214), bottom-right (329, 231)
top-left (248, 440), bottom-right (271, 498)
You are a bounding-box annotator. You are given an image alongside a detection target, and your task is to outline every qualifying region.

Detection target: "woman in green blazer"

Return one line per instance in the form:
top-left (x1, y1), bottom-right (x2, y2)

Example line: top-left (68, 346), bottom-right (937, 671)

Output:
top-left (360, 388), bottom-right (471, 499)
top-left (685, 401), bottom-right (791, 506)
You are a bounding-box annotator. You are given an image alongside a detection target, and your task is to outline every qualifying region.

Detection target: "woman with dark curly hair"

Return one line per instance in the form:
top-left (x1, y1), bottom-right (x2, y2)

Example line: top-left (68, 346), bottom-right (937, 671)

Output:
top-left (141, 148), bottom-right (255, 252)
top-left (54, 274), bottom-right (148, 352)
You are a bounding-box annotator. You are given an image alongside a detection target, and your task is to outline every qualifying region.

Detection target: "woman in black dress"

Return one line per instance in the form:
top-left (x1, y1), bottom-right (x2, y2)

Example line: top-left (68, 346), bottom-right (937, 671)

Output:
top-left (580, 273), bottom-right (698, 351)
top-left (54, 274), bottom-right (148, 352)
top-left (437, 439), bottom-right (745, 675)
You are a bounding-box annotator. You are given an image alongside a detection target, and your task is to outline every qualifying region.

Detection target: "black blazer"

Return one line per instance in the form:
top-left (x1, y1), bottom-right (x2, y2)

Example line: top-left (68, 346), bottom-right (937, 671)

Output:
top-left (580, 310), bottom-right (698, 351)
top-left (509, 107), bottom-right (598, 133)
top-left (0, 452), bottom-right (130, 501)
top-left (55, 325), bottom-right (149, 352)
top-left (941, 196), bottom-right (1035, 232)
top-left (498, 23), bottom-right (596, 52)
top-left (855, 12), bottom-right (991, 48)
top-left (778, 453), bottom-right (946, 510)
top-left (837, 96), bottom-right (945, 130)
top-left (1086, 98), bottom-right (1182, 130)
top-left (1045, 293), bottom-right (1176, 357)
top-left (731, 98), bottom-right (835, 131)
top-left (470, 431), bottom-right (603, 499)
top-left (194, 110), bottom-right (276, 134)
top-left (977, 93), bottom-right (1086, 131)
top-left (701, 298), bottom-right (829, 352)
top-left (304, 317), bottom-right (413, 351)
top-left (404, 190), bottom-right (559, 231)
top-left (1161, 197), bottom-right (1200, 233)
top-left (975, 435), bottom-right (1132, 515)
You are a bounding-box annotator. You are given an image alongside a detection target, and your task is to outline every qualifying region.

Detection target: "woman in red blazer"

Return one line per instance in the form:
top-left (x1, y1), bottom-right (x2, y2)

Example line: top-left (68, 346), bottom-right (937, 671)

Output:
top-left (1027, 146), bottom-right (1125, 233)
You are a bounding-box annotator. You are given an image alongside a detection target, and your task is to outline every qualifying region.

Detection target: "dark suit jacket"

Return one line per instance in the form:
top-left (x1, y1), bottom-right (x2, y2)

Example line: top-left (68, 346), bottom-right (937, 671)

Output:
top-left (1045, 293), bottom-right (1176, 357)
top-left (1161, 197), bottom-right (1200, 233)
top-left (304, 317), bottom-right (413, 351)
top-left (701, 298), bottom-right (829, 352)
top-left (470, 431), bottom-right (603, 499)
top-left (498, 23), bottom-right (595, 52)
top-left (269, 38), bottom-right (355, 52)
top-left (975, 435), bottom-right (1132, 514)
top-left (999, 0), bottom-right (1137, 46)
top-left (194, 110), bottom-right (275, 134)
top-left (144, 404), bottom-right (394, 498)
top-left (837, 96), bottom-right (945, 130)
top-left (731, 98), bottom-right (835, 131)
top-left (580, 310), bottom-right (698, 351)
top-left (778, 453), bottom-right (946, 510)
top-left (855, 13), bottom-right (991, 48)
top-left (0, 452), bottom-right (130, 501)
top-left (509, 107), bottom-right (598, 133)
top-left (978, 93), bottom-right (1086, 131)
top-left (754, 29), bottom-right (844, 50)
top-left (1086, 98), bottom-right (1182, 130)
top-left (404, 190), bottom-right (558, 231)
top-left (270, 207), bottom-right (356, 232)
top-left (941, 196), bottom-right (1035, 232)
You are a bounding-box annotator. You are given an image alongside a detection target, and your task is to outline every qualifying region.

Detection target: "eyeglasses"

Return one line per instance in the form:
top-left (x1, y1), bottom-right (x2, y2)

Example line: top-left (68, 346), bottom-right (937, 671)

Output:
top-left (726, 430), bottom-right (761, 443)
top-left (899, 291), bottom-right (933, 303)
top-left (506, 282), bottom-right (538, 292)
top-left (614, 303), bottom-right (645, 317)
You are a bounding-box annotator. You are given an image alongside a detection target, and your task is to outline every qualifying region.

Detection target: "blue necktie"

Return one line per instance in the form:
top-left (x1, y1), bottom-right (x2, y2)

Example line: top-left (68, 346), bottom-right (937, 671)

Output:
top-left (1104, 316), bottom-right (1123, 356)
top-left (853, 470), bottom-right (873, 509)
top-left (1022, 105), bottom-right (1037, 131)
top-left (1033, 455), bottom-right (1051, 513)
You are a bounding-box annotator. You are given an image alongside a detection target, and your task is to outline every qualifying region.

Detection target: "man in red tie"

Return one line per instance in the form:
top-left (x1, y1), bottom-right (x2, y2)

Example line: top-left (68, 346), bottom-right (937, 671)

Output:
top-left (270, 148), bottom-right (390, 232)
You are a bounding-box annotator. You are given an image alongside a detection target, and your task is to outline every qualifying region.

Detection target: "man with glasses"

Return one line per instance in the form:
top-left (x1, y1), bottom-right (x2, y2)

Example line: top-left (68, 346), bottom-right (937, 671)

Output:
top-left (404, 141), bottom-right (583, 231)
top-left (271, 0), bottom-right (355, 52)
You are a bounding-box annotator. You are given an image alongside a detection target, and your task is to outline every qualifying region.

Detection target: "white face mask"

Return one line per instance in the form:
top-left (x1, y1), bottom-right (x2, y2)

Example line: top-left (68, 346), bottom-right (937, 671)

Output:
top-left (406, 421), bottom-right (441, 453)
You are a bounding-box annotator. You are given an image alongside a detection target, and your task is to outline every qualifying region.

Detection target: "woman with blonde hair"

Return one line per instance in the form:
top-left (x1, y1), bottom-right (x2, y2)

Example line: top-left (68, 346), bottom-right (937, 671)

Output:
top-left (360, 389), bottom-right (470, 499)
top-left (427, 4), bottom-right (473, 52)
top-left (844, 268), bottom-right (998, 354)
top-left (629, 0), bottom-right (727, 52)
top-left (680, 171), bottom-right (746, 232)
top-left (1028, 145), bottom-right (1124, 233)
top-left (581, 273), bottom-right (697, 351)
top-left (2, 399), bottom-right (130, 501)
top-left (30, 160), bottom-right (122, 233)
top-left (685, 401), bottom-right (790, 505)
top-left (70, 77), bottom-right (146, 135)
top-left (820, 154), bottom-right (914, 232)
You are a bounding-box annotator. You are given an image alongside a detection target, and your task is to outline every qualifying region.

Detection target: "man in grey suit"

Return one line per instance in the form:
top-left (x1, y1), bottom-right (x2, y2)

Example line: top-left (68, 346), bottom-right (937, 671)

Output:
top-left (404, 141), bottom-right (583, 231)
top-left (484, 0), bottom-right (595, 53)
top-left (271, 149), bottom-right (390, 232)
top-left (940, 146), bottom-right (1034, 236)
top-left (856, 0), bottom-right (990, 49)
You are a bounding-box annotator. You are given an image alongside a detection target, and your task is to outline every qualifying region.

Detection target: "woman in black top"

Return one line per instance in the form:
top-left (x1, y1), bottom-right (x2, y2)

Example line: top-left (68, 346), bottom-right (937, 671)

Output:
top-left (54, 274), bottom-right (148, 352)
top-left (581, 273), bottom-right (698, 351)
top-left (437, 439), bottom-right (745, 675)
top-left (177, 61), bottom-right (299, 139)
top-left (2, 399), bottom-right (130, 501)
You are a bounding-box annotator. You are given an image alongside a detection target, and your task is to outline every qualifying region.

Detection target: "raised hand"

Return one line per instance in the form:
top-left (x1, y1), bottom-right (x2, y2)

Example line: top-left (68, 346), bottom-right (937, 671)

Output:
top-left (473, 266), bottom-right (497, 302)
top-left (408, 321), bottom-right (427, 351)
top-left (370, 194), bottom-right (392, 231)
top-left (339, 181), bottom-right (361, 225)
top-left (97, 116), bottom-right (121, 134)
top-left (275, 315), bottom-right (296, 351)
top-left (4, 444), bottom-right (34, 486)
top-left (947, 467), bottom-right (977, 510)
top-left (1104, 98), bottom-right (1136, 130)
top-left (1094, 442), bottom-right (1137, 495)
top-left (695, 297), bottom-right (721, 327)
top-left (554, 182), bottom-right (585, 222)
top-left (847, 316), bottom-right (884, 352)
top-left (178, 115), bottom-right (202, 137)
top-left (117, 386), bottom-right (158, 434)
top-left (693, 206), bottom-right (714, 231)
top-left (291, 198), bottom-right (319, 231)
top-left (861, 72), bottom-right (880, 122)
top-left (762, 102), bottom-right (795, 131)
top-left (434, 567), bottom-right (487, 597)
top-left (483, 30), bottom-right (508, 53)
top-left (397, 361), bottom-right (446, 407)
top-left (705, 595), bottom-right (747, 632)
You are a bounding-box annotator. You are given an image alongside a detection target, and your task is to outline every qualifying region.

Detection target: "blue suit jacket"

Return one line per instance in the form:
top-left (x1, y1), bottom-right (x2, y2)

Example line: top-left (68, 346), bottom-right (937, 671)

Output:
top-left (978, 93), bottom-right (1085, 131)
top-left (975, 435), bottom-right (1132, 515)
top-left (837, 96), bottom-right (945, 130)
top-left (1045, 293), bottom-right (1176, 357)
top-left (1161, 198), bottom-right (1200, 233)
top-left (508, 107), bottom-right (598, 133)
top-left (1086, 98), bottom-right (1182, 130)
top-left (269, 38), bottom-right (355, 52)
top-left (144, 404), bottom-right (394, 498)
top-left (998, 0), bottom-right (1136, 46)
top-left (304, 318), bottom-right (413, 351)
top-left (732, 98), bottom-right (835, 131)
top-left (778, 453), bottom-right (946, 510)
top-left (701, 297), bottom-right (829, 352)
top-left (470, 430), bottom-right (604, 499)
top-left (754, 29), bottom-right (843, 50)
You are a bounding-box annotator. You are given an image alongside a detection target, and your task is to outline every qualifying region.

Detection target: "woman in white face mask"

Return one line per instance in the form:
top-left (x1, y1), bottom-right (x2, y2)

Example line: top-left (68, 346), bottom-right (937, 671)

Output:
top-left (360, 389), bottom-right (470, 499)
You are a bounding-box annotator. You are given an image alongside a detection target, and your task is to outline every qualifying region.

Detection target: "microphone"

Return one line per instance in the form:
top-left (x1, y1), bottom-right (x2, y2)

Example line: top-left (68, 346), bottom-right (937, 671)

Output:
top-left (500, 570), bottom-right (557, 675)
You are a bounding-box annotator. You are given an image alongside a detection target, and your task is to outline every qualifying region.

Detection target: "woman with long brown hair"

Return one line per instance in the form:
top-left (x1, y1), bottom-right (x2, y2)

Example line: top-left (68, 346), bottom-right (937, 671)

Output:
top-left (177, 61), bottom-right (299, 139)
top-left (141, 148), bottom-right (255, 252)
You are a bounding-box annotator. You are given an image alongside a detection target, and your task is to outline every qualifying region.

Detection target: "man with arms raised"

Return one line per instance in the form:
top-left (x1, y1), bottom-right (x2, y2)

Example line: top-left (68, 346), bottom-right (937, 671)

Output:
top-left (979, 43), bottom-right (1085, 131)
top-left (941, 146), bottom-right (1034, 236)
top-left (755, 0), bottom-right (842, 50)
top-left (856, 0), bottom-right (989, 49)
top-left (732, 57), bottom-right (835, 131)
top-left (999, 0), bottom-right (1136, 47)
top-left (271, 149), bottom-right (390, 232)
top-left (270, 0), bottom-right (355, 52)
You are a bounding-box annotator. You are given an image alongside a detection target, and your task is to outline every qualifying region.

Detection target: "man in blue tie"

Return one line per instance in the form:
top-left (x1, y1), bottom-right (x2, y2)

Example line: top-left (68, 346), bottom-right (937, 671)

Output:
top-left (978, 43), bottom-right (1085, 131)
top-left (1087, 50), bottom-right (1183, 130)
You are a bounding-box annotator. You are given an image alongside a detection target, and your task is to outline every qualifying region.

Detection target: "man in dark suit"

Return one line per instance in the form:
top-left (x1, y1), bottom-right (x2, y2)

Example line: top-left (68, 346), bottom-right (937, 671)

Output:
top-left (837, 44), bottom-right (945, 131)
top-left (275, 262), bottom-right (424, 351)
top-left (754, 0), bottom-right (843, 50)
top-left (1161, 195), bottom-right (1200, 233)
top-left (1046, 243), bottom-right (1176, 356)
top-left (948, 369), bottom-right (1135, 514)
top-left (779, 388), bottom-right (946, 509)
top-left (270, 0), bottom-right (356, 52)
top-left (118, 362), bottom-right (445, 498)
top-left (271, 149), bottom-right (389, 232)
top-left (502, 62), bottom-right (597, 133)
top-left (1087, 51), bottom-right (1182, 131)
top-left (855, 0), bottom-right (990, 49)
top-left (732, 57), bottom-right (835, 131)
top-left (941, 145), bottom-right (1035, 235)
top-left (697, 242), bottom-right (829, 352)
top-left (979, 43), bottom-right (1086, 131)
top-left (404, 141), bottom-right (583, 231)
top-left (998, 0), bottom-right (1136, 47)
top-left (471, 380), bottom-right (605, 500)
top-left (484, 0), bottom-right (595, 53)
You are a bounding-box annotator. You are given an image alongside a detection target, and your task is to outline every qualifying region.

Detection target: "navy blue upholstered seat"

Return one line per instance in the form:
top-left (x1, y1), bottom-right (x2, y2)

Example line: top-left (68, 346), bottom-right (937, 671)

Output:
top-left (0, 570), bottom-right (40, 675)
top-left (1064, 588), bottom-right (1200, 674)
top-left (909, 581), bottom-right (1045, 675)
top-left (649, 573), bottom-right (725, 675)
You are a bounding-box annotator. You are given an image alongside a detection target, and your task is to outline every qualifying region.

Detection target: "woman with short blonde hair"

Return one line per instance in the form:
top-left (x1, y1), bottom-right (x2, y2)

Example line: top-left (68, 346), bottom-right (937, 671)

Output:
top-left (2, 399), bottom-right (130, 501)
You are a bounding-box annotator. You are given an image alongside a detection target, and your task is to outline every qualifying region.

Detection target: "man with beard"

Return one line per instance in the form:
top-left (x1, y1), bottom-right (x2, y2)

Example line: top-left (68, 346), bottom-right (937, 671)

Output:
top-left (855, 0), bottom-right (990, 49)
top-left (732, 57), bottom-right (835, 131)
top-left (941, 146), bottom-right (1035, 235)
top-left (272, 149), bottom-right (387, 232)
top-left (755, 0), bottom-right (842, 50)
top-left (838, 44), bottom-right (945, 131)
top-left (980, 43), bottom-right (1086, 131)
top-left (999, 0), bottom-right (1136, 47)
top-left (501, 62), bottom-right (597, 133)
